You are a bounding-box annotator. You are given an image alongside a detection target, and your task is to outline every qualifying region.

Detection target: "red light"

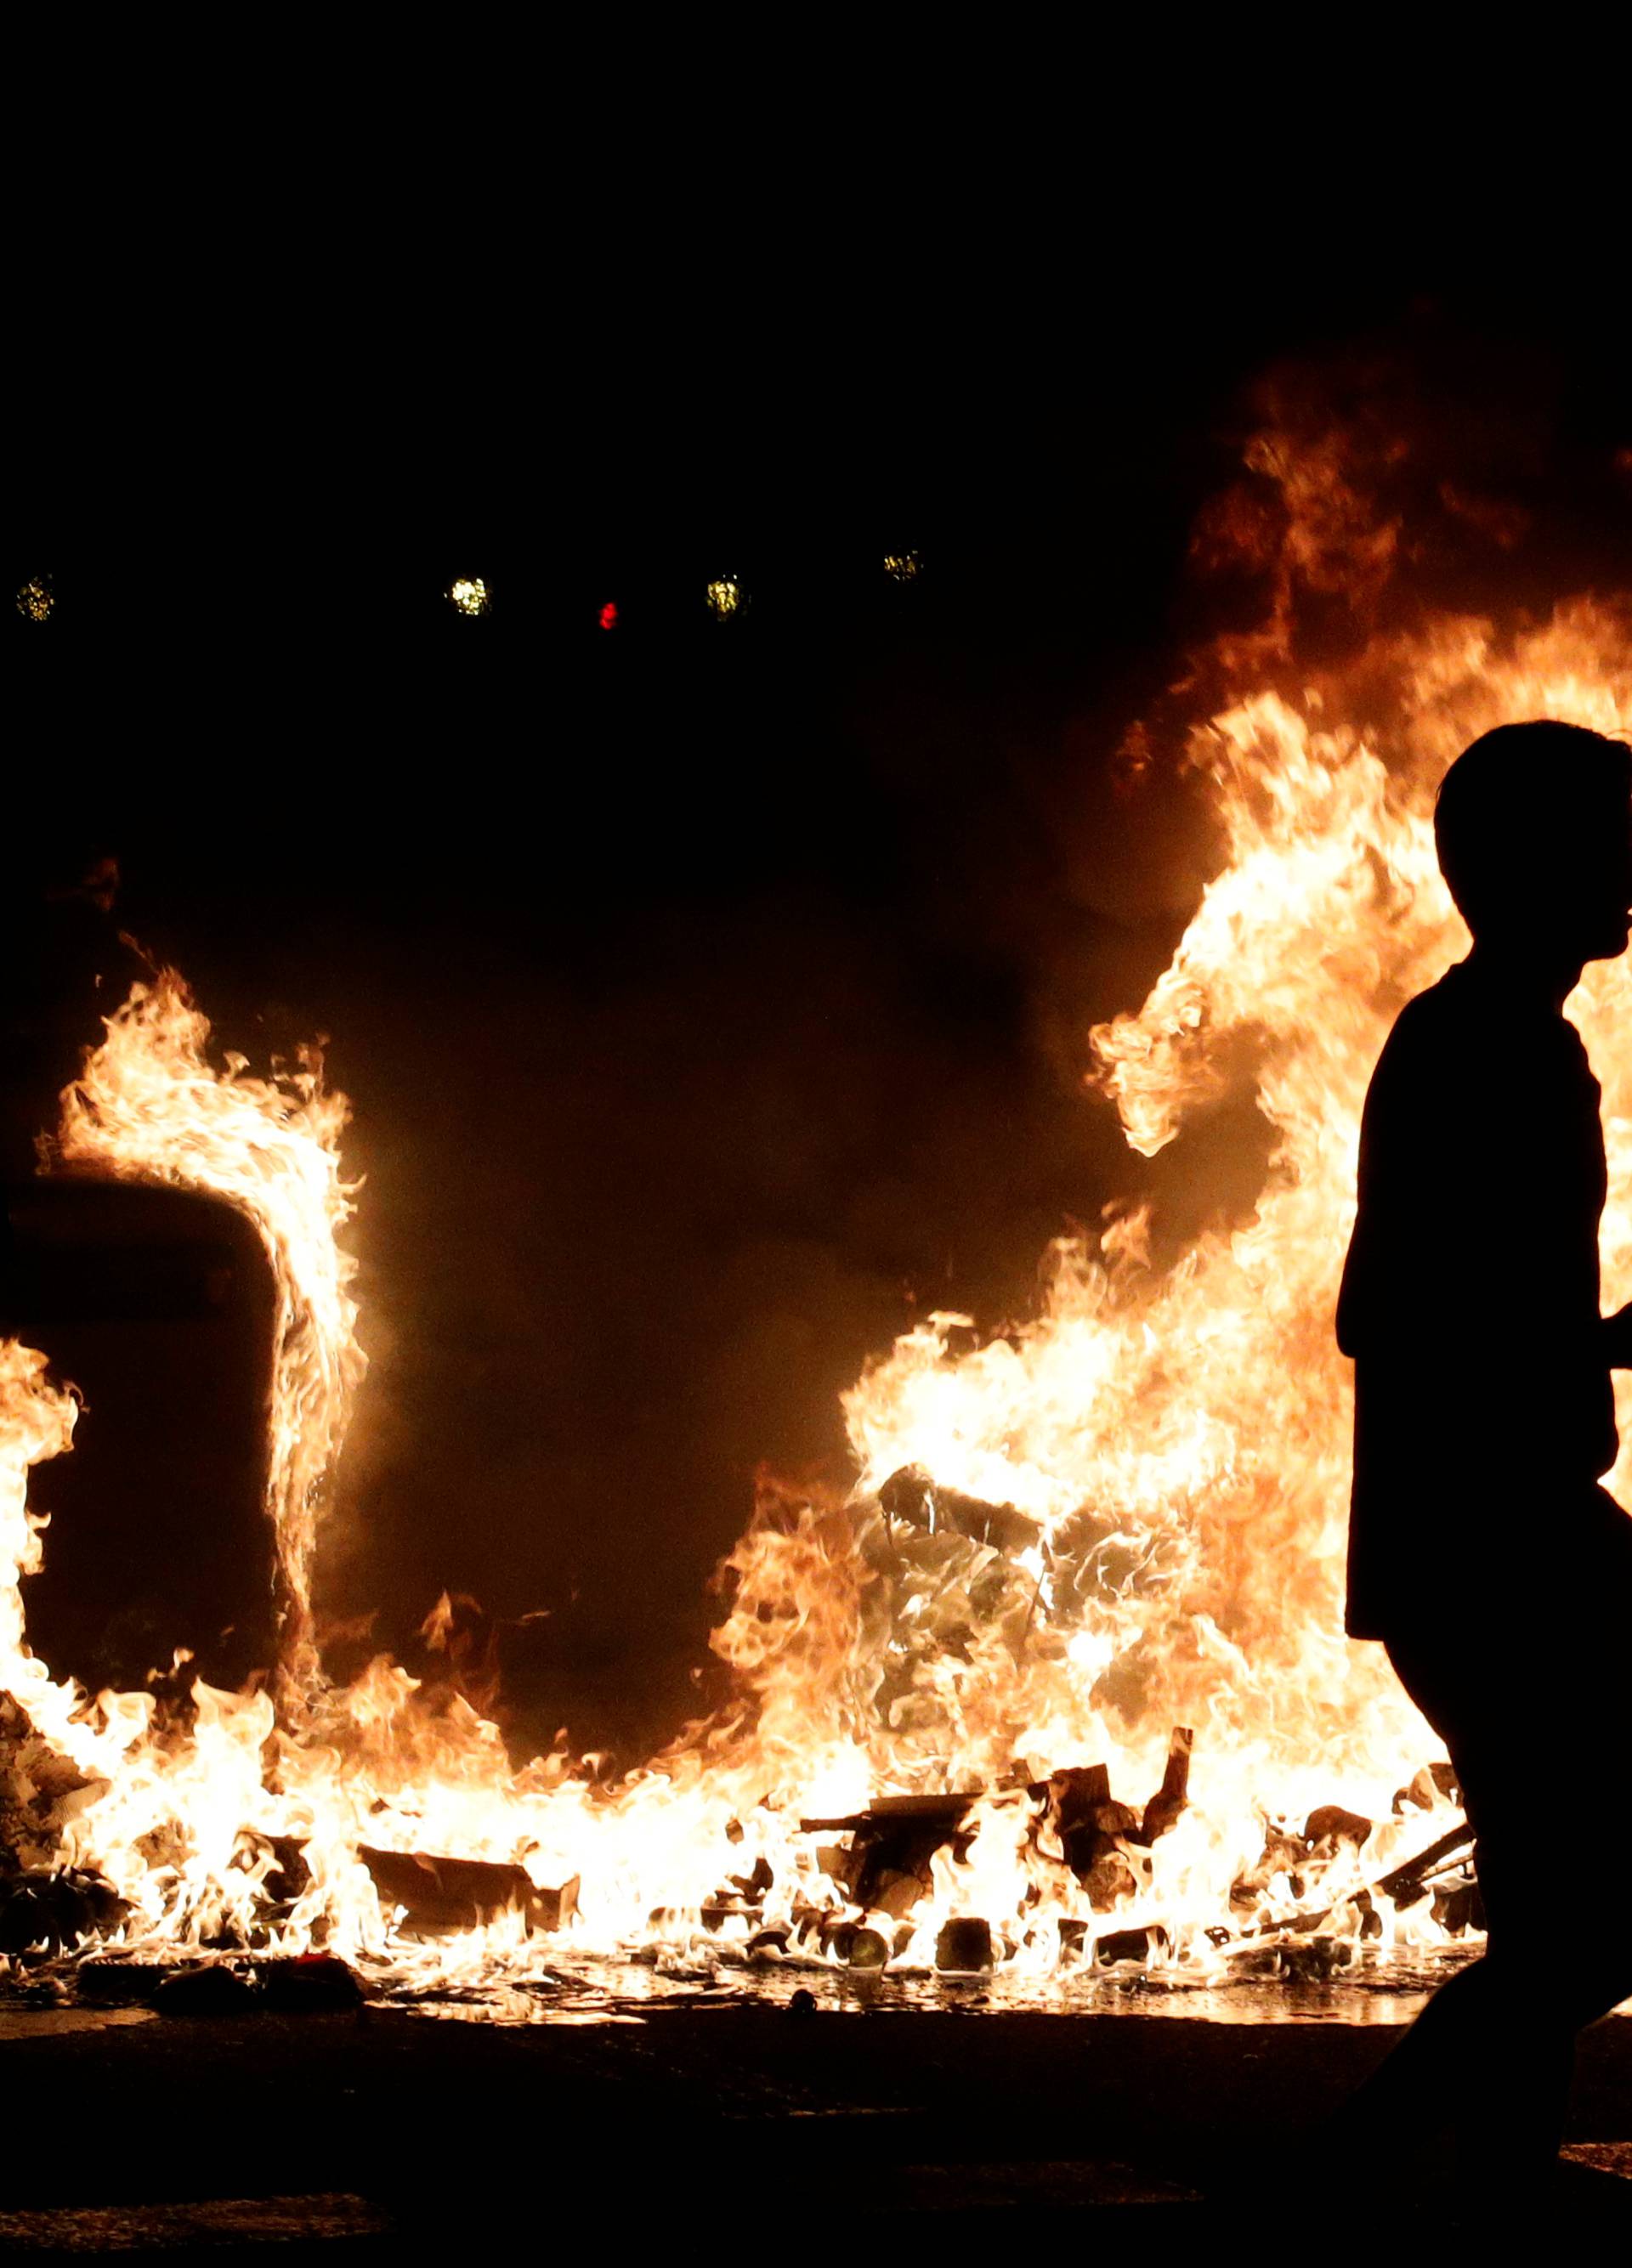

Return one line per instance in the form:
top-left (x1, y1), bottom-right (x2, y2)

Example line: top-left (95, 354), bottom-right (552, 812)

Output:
top-left (599, 601), bottom-right (618, 631)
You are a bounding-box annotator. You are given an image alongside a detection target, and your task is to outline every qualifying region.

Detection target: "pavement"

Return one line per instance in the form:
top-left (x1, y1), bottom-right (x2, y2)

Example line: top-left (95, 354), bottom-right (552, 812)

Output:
top-left (0, 1994), bottom-right (1629, 2247)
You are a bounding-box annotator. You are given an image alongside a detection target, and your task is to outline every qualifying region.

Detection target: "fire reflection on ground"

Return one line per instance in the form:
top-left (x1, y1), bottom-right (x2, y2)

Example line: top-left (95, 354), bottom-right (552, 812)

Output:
top-left (374, 1954), bottom-right (1455, 2028)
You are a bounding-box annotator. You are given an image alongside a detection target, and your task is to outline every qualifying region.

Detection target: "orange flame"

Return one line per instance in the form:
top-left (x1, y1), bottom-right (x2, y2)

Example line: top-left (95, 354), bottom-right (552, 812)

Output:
top-left (54, 973), bottom-right (366, 1709)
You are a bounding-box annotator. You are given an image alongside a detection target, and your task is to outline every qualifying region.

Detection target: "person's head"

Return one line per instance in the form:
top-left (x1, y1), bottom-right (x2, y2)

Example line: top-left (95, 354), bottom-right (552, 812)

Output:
top-left (1434, 721), bottom-right (1632, 972)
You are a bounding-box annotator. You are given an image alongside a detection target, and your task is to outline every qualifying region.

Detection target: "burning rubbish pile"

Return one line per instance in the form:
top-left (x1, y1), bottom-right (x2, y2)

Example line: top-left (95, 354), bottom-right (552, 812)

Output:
top-left (2, 421), bottom-right (1630, 2010)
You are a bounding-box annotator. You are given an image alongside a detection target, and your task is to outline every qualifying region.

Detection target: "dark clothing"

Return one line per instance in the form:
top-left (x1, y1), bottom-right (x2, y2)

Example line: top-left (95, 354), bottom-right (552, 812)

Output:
top-left (1385, 1526), bottom-right (1632, 1943)
top-left (1337, 955), bottom-right (1618, 1643)
top-left (1329, 953), bottom-right (1632, 2200)
top-left (1371, 1576), bottom-right (1632, 2195)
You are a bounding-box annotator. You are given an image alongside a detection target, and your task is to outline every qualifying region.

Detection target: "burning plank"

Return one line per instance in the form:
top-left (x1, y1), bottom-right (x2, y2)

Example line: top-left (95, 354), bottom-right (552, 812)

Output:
top-left (359, 1847), bottom-right (578, 1937)
top-left (1137, 1728), bottom-right (1194, 1846)
top-left (1374, 1819), bottom-right (1475, 1909)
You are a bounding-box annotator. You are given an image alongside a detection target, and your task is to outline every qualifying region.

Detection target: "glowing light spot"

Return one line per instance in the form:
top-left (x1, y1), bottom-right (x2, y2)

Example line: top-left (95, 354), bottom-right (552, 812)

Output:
top-left (599, 601), bottom-right (619, 631)
top-left (706, 576), bottom-right (743, 620)
top-left (16, 574), bottom-right (53, 623)
top-left (448, 577), bottom-right (491, 618)
top-left (883, 551), bottom-right (921, 581)
top-left (1066, 1626), bottom-right (1116, 1680)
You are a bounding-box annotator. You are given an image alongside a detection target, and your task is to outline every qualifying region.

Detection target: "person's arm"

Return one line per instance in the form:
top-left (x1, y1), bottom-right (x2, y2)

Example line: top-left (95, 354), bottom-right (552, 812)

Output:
top-left (1336, 1024), bottom-right (1463, 1360)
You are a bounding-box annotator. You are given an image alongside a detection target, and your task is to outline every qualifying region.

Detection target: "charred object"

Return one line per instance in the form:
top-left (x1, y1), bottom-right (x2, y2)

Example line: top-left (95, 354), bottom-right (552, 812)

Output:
top-left (359, 1847), bottom-right (578, 1938)
top-left (0, 1864), bottom-right (127, 1959)
top-left (1230, 1801), bottom-right (1374, 1914)
top-left (76, 1952), bottom-right (366, 2013)
top-left (876, 1467), bottom-right (1041, 1557)
top-left (1031, 1728), bottom-right (1193, 1910)
top-left (1374, 1818), bottom-right (1475, 1909)
top-left (798, 1792), bottom-right (978, 1919)
top-left (1210, 1809), bottom-right (1476, 1954)
top-left (935, 1916), bottom-right (994, 1973)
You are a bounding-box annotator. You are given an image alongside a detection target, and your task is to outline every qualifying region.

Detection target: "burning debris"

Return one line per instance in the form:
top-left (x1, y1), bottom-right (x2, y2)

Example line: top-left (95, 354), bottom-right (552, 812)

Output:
top-left (935, 1917), bottom-right (994, 1974)
top-left (76, 1951), bottom-right (366, 2012)
top-left (0, 1864), bottom-right (126, 1959)
top-left (799, 1792), bottom-right (978, 1919)
top-left (1031, 1729), bottom-right (1195, 1909)
top-left (359, 1847), bottom-right (578, 1939)
top-left (877, 1466), bottom-right (1043, 1557)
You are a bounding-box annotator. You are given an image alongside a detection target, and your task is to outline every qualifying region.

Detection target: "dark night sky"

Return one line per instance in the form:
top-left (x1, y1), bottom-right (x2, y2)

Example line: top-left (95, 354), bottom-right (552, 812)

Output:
top-left (6, 261), bottom-right (1627, 1756)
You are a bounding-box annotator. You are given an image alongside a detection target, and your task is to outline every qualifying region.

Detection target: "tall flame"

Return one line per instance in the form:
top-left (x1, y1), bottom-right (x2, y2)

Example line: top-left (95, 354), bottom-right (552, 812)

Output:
top-left (54, 973), bottom-right (366, 1708)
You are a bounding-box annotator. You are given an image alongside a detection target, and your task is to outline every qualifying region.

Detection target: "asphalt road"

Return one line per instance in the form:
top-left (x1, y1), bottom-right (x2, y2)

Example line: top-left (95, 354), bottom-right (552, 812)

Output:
top-left (1, 1997), bottom-right (1629, 2243)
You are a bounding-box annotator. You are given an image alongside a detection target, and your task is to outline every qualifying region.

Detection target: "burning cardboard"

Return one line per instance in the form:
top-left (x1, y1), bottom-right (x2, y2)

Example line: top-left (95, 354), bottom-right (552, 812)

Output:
top-left (359, 1847), bottom-right (578, 1938)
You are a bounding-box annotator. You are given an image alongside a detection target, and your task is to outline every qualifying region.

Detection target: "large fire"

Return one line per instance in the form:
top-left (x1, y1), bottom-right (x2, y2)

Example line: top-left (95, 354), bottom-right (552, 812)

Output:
top-left (4, 450), bottom-right (1631, 2002)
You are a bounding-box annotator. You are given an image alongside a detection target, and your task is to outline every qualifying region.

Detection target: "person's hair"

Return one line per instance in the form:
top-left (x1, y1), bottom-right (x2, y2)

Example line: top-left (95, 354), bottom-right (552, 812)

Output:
top-left (1433, 720), bottom-right (1632, 933)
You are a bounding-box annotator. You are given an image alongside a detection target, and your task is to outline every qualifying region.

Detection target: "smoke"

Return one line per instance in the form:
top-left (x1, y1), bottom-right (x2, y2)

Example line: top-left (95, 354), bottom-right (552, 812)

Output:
top-left (315, 874), bottom-right (1148, 1761)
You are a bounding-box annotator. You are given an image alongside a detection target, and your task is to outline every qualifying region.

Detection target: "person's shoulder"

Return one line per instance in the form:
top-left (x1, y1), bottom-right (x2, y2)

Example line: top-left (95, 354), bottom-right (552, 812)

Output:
top-left (1374, 969), bottom-right (1479, 1073)
top-left (1360, 972), bottom-right (1490, 1135)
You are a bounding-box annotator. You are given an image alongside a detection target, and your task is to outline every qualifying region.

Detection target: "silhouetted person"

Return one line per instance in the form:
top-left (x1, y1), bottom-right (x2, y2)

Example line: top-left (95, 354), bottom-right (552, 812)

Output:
top-left (1329, 719), bottom-right (1632, 2211)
